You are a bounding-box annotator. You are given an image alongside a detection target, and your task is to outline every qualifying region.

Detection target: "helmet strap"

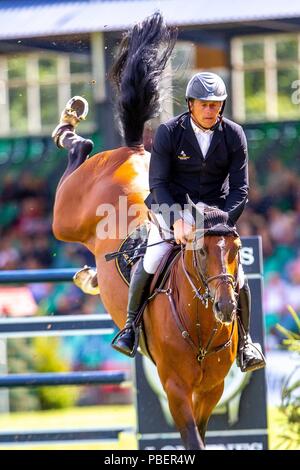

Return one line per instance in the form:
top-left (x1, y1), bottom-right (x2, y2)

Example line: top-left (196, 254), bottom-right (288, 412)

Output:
top-left (220, 101), bottom-right (226, 115)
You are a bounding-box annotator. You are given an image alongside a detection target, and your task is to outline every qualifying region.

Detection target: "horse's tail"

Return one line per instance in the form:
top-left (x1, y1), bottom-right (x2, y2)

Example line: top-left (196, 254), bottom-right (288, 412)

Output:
top-left (109, 12), bottom-right (177, 147)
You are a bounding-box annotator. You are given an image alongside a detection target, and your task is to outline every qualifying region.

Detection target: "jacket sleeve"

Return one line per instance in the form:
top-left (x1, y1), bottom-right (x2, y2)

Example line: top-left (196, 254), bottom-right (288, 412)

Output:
top-left (149, 124), bottom-right (182, 227)
top-left (224, 126), bottom-right (249, 223)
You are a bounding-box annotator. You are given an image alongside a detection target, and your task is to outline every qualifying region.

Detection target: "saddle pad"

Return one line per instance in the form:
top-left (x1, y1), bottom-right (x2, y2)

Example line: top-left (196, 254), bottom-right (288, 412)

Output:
top-left (116, 223), bottom-right (149, 285)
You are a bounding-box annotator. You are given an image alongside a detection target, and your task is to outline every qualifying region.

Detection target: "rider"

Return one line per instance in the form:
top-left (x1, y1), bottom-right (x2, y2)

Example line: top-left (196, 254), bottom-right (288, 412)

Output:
top-left (112, 71), bottom-right (266, 372)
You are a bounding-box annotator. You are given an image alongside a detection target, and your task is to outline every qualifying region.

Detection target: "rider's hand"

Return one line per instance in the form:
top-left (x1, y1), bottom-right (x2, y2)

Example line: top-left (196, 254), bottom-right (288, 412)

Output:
top-left (173, 219), bottom-right (194, 245)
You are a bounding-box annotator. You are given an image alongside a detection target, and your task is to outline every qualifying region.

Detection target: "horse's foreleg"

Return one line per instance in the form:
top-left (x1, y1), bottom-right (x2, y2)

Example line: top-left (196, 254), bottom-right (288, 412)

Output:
top-left (193, 383), bottom-right (224, 443)
top-left (165, 380), bottom-right (205, 450)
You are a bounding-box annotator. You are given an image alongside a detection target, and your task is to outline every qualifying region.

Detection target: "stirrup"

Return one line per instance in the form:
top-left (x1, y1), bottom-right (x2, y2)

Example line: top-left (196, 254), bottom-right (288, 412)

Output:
top-left (73, 265), bottom-right (99, 295)
top-left (237, 342), bottom-right (266, 373)
top-left (111, 323), bottom-right (140, 358)
top-left (52, 96), bottom-right (89, 147)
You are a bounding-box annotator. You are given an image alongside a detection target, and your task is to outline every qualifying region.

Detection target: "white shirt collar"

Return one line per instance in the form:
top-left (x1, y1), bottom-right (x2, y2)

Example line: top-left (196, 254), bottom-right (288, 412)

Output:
top-left (190, 118), bottom-right (214, 135)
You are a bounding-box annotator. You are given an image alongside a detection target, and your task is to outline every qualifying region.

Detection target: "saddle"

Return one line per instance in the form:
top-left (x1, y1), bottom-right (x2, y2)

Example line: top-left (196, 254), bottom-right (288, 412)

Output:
top-left (115, 222), bottom-right (180, 293)
top-left (115, 223), bottom-right (149, 286)
top-left (112, 223), bottom-right (181, 361)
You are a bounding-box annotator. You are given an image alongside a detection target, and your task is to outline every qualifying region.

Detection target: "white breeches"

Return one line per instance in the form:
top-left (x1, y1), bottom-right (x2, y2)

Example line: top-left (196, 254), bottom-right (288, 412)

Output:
top-left (143, 210), bottom-right (245, 289)
top-left (238, 263), bottom-right (245, 289)
top-left (143, 210), bottom-right (194, 274)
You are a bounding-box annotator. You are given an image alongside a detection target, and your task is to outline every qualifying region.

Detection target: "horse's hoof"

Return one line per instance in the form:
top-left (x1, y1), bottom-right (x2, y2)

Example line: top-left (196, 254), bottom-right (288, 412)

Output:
top-left (61, 96), bottom-right (89, 127)
top-left (73, 266), bottom-right (99, 295)
top-left (52, 96), bottom-right (89, 147)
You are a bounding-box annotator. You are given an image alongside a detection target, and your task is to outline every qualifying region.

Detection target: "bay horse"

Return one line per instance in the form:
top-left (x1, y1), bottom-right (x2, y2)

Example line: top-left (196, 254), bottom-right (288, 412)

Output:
top-left (52, 13), bottom-right (240, 449)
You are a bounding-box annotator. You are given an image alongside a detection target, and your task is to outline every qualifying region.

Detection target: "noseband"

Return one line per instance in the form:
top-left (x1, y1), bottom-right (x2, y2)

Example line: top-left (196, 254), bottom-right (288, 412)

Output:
top-left (181, 229), bottom-right (239, 308)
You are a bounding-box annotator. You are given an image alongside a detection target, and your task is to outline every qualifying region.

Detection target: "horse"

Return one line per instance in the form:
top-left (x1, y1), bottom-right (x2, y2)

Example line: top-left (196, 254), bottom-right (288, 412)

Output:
top-left (145, 202), bottom-right (240, 449)
top-left (52, 12), bottom-right (240, 450)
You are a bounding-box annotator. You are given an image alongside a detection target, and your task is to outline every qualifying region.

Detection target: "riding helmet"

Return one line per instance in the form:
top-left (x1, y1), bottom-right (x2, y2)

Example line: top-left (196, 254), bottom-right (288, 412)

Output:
top-left (185, 72), bottom-right (227, 102)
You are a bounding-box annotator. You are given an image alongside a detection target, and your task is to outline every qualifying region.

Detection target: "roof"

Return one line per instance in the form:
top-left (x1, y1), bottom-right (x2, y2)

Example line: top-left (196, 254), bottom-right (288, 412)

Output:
top-left (1, 0), bottom-right (300, 39)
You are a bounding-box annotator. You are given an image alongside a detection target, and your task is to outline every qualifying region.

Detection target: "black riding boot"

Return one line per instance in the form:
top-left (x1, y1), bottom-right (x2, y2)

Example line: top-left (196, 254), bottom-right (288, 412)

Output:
top-left (112, 259), bottom-right (153, 357)
top-left (237, 279), bottom-right (266, 372)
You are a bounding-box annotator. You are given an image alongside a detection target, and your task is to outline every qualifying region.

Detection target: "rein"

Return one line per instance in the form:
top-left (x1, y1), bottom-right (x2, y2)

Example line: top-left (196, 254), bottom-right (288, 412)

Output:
top-left (105, 238), bottom-right (174, 262)
top-left (158, 237), bottom-right (238, 364)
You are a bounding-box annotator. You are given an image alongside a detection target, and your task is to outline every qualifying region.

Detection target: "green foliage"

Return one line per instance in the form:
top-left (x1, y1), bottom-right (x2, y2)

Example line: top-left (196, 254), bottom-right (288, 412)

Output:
top-left (276, 306), bottom-right (300, 449)
top-left (245, 92), bottom-right (266, 120)
top-left (8, 338), bottom-right (40, 412)
top-left (7, 336), bottom-right (79, 411)
top-left (33, 337), bottom-right (79, 410)
top-left (244, 70), bottom-right (266, 120)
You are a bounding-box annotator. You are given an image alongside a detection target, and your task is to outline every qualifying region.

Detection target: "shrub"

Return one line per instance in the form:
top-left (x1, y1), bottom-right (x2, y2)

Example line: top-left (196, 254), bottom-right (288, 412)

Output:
top-left (33, 337), bottom-right (80, 410)
top-left (276, 306), bottom-right (300, 449)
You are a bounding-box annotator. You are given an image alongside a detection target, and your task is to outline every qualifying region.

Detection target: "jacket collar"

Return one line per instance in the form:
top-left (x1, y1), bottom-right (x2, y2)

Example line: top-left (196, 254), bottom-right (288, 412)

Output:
top-left (206, 121), bottom-right (223, 158)
top-left (178, 112), bottom-right (190, 129)
top-left (180, 112), bottom-right (223, 158)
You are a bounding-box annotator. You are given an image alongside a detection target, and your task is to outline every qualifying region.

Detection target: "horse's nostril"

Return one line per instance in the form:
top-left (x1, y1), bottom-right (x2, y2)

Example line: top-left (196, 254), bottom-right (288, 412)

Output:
top-left (214, 298), bottom-right (237, 323)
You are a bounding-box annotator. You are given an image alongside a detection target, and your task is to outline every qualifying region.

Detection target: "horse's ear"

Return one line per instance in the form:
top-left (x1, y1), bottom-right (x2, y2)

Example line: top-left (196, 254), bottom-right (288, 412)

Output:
top-left (186, 194), bottom-right (208, 214)
top-left (228, 198), bottom-right (247, 224)
top-left (186, 194), bottom-right (205, 229)
top-left (186, 193), bottom-right (197, 209)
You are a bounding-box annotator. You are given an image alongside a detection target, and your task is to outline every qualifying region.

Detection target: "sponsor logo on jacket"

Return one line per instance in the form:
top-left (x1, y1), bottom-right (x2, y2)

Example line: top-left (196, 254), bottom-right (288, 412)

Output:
top-left (177, 151), bottom-right (191, 160)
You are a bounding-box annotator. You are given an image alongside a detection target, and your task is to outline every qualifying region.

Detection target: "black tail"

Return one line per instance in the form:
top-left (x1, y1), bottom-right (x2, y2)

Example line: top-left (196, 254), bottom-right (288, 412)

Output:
top-left (110, 12), bottom-right (177, 147)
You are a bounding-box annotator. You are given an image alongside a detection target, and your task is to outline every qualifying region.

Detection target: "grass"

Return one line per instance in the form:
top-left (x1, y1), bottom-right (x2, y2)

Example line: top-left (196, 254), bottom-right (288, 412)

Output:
top-left (0, 404), bottom-right (298, 450)
top-left (0, 404), bottom-right (137, 450)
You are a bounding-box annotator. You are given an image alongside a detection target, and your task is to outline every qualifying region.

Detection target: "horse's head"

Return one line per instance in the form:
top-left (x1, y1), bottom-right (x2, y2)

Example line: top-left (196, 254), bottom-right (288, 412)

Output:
top-left (187, 197), bottom-right (241, 324)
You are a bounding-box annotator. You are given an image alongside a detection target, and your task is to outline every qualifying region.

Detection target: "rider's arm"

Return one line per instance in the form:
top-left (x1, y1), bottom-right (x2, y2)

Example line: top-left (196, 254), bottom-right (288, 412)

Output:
top-left (223, 126), bottom-right (249, 222)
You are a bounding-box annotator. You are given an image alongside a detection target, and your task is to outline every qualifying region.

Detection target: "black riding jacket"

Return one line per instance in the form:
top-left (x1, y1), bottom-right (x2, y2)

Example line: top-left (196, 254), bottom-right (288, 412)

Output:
top-left (144, 112), bottom-right (249, 227)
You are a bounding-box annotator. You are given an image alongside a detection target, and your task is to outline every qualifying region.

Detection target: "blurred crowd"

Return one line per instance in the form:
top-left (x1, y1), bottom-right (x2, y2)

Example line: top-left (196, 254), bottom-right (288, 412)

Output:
top-left (0, 153), bottom-right (300, 355)
top-left (0, 170), bottom-right (97, 313)
top-left (237, 158), bottom-right (300, 348)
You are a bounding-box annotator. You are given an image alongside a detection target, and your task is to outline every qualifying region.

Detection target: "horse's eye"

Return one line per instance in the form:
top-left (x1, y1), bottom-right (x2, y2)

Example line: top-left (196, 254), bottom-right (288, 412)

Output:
top-left (228, 247), bottom-right (239, 263)
top-left (199, 248), bottom-right (206, 257)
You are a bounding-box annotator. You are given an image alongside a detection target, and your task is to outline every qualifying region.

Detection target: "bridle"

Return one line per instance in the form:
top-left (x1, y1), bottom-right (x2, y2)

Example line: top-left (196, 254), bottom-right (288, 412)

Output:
top-left (181, 228), bottom-right (239, 309)
top-left (159, 227), bottom-right (240, 363)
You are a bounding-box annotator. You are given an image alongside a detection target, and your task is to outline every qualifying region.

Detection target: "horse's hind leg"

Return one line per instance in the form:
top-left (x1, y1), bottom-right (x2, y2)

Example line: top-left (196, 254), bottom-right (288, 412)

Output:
top-left (165, 380), bottom-right (205, 450)
top-left (193, 383), bottom-right (224, 444)
top-left (57, 132), bottom-right (94, 188)
top-left (52, 97), bottom-right (94, 187)
top-left (52, 131), bottom-right (94, 242)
